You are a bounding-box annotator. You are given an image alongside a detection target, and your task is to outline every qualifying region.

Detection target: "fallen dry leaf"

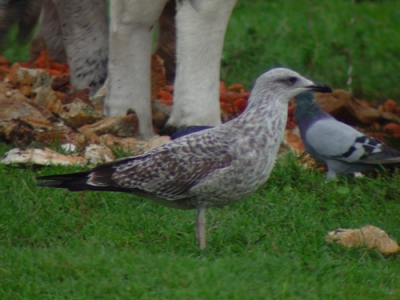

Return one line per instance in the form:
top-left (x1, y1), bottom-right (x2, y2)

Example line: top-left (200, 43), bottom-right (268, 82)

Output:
top-left (84, 144), bottom-right (115, 165)
top-left (60, 98), bottom-right (104, 129)
top-left (325, 225), bottom-right (400, 255)
top-left (315, 90), bottom-right (400, 125)
top-left (283, 129), bottom-right (305, 155)
top-left (78, 114), bottom-right (139, 138)
top-left (0, 147), bottom-right (87, 166)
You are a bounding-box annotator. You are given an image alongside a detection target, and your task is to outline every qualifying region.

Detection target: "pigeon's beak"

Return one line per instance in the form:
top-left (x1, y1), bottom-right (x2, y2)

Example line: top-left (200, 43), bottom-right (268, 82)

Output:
top-left (306, 82), bottom-right (332, 93)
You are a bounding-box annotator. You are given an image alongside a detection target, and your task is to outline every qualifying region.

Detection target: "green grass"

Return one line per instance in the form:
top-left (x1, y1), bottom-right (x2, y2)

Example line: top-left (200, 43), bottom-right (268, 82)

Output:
top-left (1, 143), bottom-right (400, 299)
top-left (223, 0), bottom-right (400, 101)
top-left (1, 0), bottom-right (400, 298)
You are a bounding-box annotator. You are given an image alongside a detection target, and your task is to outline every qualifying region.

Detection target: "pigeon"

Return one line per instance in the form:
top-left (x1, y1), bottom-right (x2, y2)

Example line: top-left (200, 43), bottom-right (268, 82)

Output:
top-left (36, 68), bottom-right (332, 249)
top-left (294, 91), bottom-right (400, 179)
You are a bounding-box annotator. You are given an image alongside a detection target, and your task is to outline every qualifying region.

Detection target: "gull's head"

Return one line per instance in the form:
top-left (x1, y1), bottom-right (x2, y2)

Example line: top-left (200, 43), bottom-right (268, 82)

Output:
top-left (253, 68), bottom-right (332, 103)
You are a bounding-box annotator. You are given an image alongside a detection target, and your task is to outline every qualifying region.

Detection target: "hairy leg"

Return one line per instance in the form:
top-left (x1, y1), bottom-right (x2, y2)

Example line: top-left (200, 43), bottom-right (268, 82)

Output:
top-left (196, 206), bottom-right (206, 249)
top-left (0, 0), bottom-right (42, 51)
top-left (53, 0), bottom-right (109, 96)
top-left (29, 0), bottom-right (66, 62)
top-left (167, 0), bottom-right (237, 128)
top-left (105, 0), bottom-right (168, 139)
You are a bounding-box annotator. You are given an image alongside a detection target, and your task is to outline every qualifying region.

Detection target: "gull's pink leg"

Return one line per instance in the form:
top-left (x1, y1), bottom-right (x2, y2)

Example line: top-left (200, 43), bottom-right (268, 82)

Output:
top-left (196, 207), bottom-right (206, 250)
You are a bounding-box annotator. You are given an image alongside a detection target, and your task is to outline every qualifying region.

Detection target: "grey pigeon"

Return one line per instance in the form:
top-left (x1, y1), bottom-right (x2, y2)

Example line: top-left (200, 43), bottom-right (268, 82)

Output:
top-left (295, 91), bottom-right (400, 179)
top-left (36, 68), bottom-right (332, 249)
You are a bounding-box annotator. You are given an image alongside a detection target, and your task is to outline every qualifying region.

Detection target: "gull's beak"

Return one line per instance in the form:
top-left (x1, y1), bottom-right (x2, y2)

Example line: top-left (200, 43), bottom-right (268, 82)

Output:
top-left (306, 82), bottom-right (332, 93)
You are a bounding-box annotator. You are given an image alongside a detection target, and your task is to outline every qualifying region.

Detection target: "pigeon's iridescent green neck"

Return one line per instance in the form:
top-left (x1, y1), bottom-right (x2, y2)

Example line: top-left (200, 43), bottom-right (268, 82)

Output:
top-left (295, 97), bottom-right (321, 121)
top-left (295, 92), bottom-right (330, 125)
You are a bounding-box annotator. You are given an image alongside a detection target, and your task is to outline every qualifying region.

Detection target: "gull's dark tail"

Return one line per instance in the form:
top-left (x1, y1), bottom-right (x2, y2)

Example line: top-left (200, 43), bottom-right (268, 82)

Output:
top-left (36, 159), bottom-right (136, 193)
top-left (36, 171), bottom-right (93, 191)
top-left (36, 170), bottom-right (134, 193)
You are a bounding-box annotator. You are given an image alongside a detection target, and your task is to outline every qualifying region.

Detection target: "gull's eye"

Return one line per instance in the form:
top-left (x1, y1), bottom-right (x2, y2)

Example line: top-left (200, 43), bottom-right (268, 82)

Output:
top-left (287, 76), bottom-right (298, 85)
top-left (276, 76), bottom-right (299, 85)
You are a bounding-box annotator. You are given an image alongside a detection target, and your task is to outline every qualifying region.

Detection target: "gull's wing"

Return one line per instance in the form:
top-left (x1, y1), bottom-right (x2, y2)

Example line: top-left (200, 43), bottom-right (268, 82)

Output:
top-left (37, 132), bottom-right (233, 200)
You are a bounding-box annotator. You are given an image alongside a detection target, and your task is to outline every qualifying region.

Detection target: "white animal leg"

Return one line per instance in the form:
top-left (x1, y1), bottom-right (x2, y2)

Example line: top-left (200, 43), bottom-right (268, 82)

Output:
top-left (53, 0), bottom-right (109, 96)
top-left (105, 0), bottom-right (168, 139)
top-left (167, 0), bottom-right (237, 128)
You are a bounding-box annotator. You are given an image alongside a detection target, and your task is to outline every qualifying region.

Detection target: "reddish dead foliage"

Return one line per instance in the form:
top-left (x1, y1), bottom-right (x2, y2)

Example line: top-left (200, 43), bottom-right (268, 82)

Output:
top-left (1, 52), bottom-right (400, 147)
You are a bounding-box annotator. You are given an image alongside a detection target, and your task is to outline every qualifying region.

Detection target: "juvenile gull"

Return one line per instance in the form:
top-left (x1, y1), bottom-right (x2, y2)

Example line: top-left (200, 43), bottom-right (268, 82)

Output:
top-left (295, 91), bottom-right (400, 179)
top-left (36, 68), bottom-right (332, 249)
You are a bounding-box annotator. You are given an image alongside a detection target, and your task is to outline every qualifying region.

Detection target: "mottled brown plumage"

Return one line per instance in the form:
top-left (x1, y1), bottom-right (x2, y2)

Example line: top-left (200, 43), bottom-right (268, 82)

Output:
top-left (37, 68), bottom-right (332, 249)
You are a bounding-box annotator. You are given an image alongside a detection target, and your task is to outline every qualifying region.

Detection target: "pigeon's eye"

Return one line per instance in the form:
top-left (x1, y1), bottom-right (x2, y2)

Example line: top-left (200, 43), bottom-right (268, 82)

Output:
top-left (287, 77), bottom-right (298, 85)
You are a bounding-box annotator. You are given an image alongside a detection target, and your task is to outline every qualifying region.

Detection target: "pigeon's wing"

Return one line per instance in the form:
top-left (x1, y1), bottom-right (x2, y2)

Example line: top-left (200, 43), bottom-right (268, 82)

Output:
top-left (305, 119), bottom-right (386, 163)
top-left (37, 132), bottom-right (233, 200)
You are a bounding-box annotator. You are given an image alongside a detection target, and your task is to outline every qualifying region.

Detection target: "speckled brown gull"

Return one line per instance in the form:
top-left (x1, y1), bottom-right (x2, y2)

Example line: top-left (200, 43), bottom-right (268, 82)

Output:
top-left (36, 68), bottom-right (332, 249)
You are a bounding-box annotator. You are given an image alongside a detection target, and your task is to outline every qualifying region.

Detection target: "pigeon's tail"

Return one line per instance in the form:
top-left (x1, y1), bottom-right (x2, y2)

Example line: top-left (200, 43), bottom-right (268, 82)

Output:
top-left (362, 146), bottom-right (400, 165)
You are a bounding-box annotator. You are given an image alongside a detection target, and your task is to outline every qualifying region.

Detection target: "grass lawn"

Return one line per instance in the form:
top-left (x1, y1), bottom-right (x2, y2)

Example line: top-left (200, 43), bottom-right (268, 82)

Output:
top-left (223, 0), bottom-right (400, 101)
top-left (1, 0), bottom-right (400, 299)
top-left (1, 143), bottom-right (399, 299)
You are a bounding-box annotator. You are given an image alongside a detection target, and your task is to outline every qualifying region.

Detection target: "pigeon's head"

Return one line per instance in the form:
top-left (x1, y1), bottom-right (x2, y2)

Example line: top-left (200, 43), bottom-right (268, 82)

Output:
top-left (253, 68), bottom-right (332, 103)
